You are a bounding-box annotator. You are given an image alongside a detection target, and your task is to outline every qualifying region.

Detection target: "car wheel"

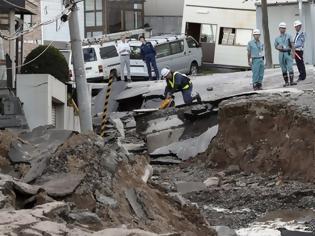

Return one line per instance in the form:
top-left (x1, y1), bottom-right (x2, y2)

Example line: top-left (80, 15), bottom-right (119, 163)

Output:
top-left (190, 62), bottom-right (198, 76)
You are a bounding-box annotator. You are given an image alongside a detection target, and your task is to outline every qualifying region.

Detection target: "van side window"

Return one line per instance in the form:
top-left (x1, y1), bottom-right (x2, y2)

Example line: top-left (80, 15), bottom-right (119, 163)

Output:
top-left (186, 37), bottom-right (198, 48)
top-left (170, 40), bottom-right (184, 55)
top-left (100, 46), bottom-right (118, 59)
top-left (156, 44), bottom-right (171, 58)
top-left (83, 48), bottom-right (97, 62)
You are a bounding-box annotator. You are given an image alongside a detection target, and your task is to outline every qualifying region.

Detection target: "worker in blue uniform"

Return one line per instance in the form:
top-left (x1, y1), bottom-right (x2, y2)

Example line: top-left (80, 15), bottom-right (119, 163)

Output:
top-left (139, 36), bottom-right (160, 80)
top-left (161, 68), bottom-right (201, 105)
top-left (293, 20), bottom-right (306, 81)
top-left (274, 22), bottom-right (297, 87)
top-left (247, 29), bottom-right (264, 90)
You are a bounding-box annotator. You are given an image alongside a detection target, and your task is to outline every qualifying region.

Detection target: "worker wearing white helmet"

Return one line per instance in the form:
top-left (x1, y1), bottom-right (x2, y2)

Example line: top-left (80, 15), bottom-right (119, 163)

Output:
top-left (247, 29), bottom-right (264, 90)
top-left (293, 20), bottom-right (306, 81)
top-left (274, 22), bottom-right (296, 87)
top-left (161, 68), bottom-right (201, 105)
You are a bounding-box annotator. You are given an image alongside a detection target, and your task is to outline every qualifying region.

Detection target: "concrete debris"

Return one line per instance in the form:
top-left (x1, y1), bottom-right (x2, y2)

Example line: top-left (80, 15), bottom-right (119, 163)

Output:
top-left (146, 128), bottom-right (185, 153)
top-left (142, 165), bottom-right (153, 183)
top-left (125, 188), bottom-right (146, 219)
top-left (115, 86), bottom-right (150, 101)
top-left (68, 211), bottom-right (103, 225)
top-left (150, 125), bottom-right (218, 160)
top-left (150, 156), bottom-right (182, 165)
top-left (144, 115), bottom-right (184, 134)
top-left (175, 181), bottom-right (207, 195)
top-left (8, 126), bottom-right (74, 182)
top-left (92, 228), bottom-right (159, 236)
top-left (213, 226), bottom-right (237, 236)
top-left (40, 174), bottom-right (84, 197)
top-left (95, 191), bottom-right (118, 209)
top-left (204, 177), bottom-right (220, 187)
top-left (0, 88), bottom-right (29, 130)
top-left (278, 228), bottom-right (313, 236)
top-left (92, 81), bottom-right (127, 116)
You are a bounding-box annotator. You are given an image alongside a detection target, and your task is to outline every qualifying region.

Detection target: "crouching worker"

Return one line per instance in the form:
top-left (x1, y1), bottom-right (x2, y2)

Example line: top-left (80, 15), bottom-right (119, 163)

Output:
top-left (161, 68), bottom-right (201, 105)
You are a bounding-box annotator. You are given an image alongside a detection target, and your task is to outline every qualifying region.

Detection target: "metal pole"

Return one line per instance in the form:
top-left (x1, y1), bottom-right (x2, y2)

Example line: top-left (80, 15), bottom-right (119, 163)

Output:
top-left (65, 1), bottom-right (93, 133)
top-left (299, 0), bottom-right (303, 20)
top-left (9, 10), bottom-right (16, 88)
top-left (100, 75), bottom-right (114, 137)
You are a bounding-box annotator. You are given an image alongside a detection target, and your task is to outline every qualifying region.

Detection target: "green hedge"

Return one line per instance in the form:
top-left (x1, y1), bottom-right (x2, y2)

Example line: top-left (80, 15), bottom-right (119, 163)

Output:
top-left (21, 45), bottom-right (69, 83)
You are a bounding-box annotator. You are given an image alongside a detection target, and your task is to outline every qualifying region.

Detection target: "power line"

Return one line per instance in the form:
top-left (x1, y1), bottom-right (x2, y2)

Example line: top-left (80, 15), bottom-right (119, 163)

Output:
top-left (1, 40), bottom-right (54, 70)
top-left (0, 3), bottom-right (74, 41)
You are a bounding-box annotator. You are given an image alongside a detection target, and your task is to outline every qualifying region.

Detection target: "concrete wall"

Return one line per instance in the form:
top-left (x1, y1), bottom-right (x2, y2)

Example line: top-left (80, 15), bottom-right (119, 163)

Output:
top-left (256, 2), bottom-right (315, 66)
top-left (144, 0), bottom-right (184, 35)
top-left (41, 0), bottom-right (84, 44)
top-left (16, 74), bottom-right (80, 131)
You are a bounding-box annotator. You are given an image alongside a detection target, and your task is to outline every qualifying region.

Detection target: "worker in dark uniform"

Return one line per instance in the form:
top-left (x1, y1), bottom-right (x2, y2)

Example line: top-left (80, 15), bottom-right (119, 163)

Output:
top-left (293, 20), bottom-right (306, 81)
top-left (139, 36), bottom-right (159, 80)
top-left (161, 68), bottom-right (201, 104)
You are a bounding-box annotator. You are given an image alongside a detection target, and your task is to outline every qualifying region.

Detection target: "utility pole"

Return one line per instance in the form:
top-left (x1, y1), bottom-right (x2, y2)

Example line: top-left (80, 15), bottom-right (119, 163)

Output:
top-left (298, 0), bottom-right (303, 20)
top-left (9, 10), bottom-right (16, 88)
top-left (64, 0), bottom-right (93, 133)
top-left (261, 0), bottom-right (273, 68)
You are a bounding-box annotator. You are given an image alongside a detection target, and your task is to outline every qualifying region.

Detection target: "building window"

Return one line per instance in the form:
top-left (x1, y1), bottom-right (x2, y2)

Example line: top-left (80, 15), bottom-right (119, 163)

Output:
top-left (200, 24), bottom-right (217, 43)
top-left (219, 27), bottom-right (252, 46)
top-left (84, 0), bottom-right (103, 34)
top-left (108, 0), bottom-right (144, 33)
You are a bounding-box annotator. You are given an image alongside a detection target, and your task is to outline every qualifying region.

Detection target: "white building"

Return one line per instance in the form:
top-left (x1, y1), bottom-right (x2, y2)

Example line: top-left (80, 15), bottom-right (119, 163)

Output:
top-left (40, 0), bottom-right (84, 48)
top-left (16, 74), bottom-right (80, 131)
top-left (256, 0), bottom-right (315, 66)
top-left (144, 0), bottom-right (184, 35)
top-left (181, 0), bottom-right (256, 68)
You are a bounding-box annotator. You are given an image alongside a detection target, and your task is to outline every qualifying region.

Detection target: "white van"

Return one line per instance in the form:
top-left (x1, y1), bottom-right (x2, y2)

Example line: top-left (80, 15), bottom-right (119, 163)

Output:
top-left (129, 35), bottom-right (202, 79)
top-left (69, 42), bottom-right (121, 82)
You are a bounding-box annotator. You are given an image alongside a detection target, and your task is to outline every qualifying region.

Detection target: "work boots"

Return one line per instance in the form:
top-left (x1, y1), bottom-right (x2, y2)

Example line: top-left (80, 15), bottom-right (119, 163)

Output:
top-left (289, 73), bottom-right (297, 86)
top-left (283, 74), bottom-right (289, 87)
top-left (193, 92), bottom-right (202, 103)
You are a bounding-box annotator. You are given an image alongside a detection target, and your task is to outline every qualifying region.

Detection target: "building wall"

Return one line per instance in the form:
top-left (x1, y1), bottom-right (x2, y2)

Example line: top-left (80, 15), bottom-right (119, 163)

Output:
top-left (41, 0), bottom-right (84, 45)
top-left (256, 2), bottom-right (314, 66)
top-left (23, 0), bottom-right (42, 58)
top-left (144, 0), bottom-right (184, 35)
top-left (182, 0), bottom-right (256, 67)
top-left (16, 74), bottom-right (80, 131)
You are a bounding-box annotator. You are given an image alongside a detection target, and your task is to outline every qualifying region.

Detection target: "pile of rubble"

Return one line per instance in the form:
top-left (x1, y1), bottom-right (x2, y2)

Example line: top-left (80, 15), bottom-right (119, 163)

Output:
top-left (0, 124), bottom-right (216, 235)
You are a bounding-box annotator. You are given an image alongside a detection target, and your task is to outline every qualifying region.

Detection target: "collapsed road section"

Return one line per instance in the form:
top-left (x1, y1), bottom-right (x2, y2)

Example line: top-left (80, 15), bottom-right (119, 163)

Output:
top-left (148, 89), bottom-right (315, 235)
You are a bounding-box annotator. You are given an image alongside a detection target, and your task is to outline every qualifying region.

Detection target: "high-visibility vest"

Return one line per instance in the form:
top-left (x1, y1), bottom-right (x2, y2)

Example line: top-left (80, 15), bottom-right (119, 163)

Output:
top-left (168, 72), bottom-right (191, 90)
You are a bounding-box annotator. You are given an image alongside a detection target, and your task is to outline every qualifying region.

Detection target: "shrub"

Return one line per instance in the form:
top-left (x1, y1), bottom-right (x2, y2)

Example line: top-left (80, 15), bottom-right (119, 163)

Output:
top-left (21, 45), bottom-right (69, 83)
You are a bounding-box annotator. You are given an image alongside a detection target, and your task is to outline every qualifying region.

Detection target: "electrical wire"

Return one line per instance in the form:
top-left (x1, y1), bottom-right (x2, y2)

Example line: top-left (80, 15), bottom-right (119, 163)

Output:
top-left (2, 40), bottom-right (54, 70)
top-left (0, 3), bottom-right (74, 41)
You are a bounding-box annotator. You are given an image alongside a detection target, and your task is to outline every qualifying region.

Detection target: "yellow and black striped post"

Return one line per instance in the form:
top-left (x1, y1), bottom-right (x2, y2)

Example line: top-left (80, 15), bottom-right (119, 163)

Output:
top-left (100, 75), bottom-right (114, 137)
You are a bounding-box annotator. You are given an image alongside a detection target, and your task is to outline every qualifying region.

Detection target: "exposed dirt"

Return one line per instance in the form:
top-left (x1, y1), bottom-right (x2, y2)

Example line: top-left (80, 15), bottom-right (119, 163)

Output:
top-left (206, 93), bottom-right (315, 182)
top-left (0, 131), bottom-right (16, 173)
top-left (149, 92), bottom-right (315, 231)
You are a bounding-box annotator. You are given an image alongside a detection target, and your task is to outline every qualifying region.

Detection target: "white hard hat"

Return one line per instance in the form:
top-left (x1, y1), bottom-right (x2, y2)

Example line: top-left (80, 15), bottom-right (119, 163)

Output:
top-left (294, 20), bottom-right (302, 27)
top-left (279, 22), bottom-right (287, 28)
top-left (253, 29), bottom-right (261, 35)
top-left (161, 68), bottom-right (170, 77)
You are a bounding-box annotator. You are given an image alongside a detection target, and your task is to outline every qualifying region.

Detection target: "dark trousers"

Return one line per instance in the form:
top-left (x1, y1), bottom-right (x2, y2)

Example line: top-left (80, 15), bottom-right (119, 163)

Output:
top-left (295, 51), bottom-right (306, 80)
top-left (145, 55), bottom-right (159, 80)
top-left (182, 85), bottom-right (193, 104)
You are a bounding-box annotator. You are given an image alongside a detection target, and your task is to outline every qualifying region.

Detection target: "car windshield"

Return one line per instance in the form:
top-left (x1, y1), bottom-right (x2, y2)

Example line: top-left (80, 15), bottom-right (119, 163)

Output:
top-left (130, 46), bottom-right (142, 60)
top-left (83, 48), bottom-right (97, 62)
